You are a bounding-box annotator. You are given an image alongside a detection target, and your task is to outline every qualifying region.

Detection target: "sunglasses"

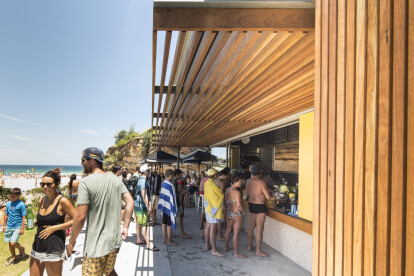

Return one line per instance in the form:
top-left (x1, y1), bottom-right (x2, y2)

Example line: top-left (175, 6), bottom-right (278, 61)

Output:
top-left (81, 158), bottom-right (88, 163)
top-left (40, 182), bottom-right (53, 188)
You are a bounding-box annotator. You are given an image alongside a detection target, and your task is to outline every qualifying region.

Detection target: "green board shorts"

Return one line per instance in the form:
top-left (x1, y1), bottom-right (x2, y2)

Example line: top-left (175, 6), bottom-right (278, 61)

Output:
top-left (134, 206), bottom-right (148, 226)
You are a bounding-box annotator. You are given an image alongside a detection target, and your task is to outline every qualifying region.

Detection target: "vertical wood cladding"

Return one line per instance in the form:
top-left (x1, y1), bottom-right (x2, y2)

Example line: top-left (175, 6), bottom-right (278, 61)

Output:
top-left (314, 0), bottom-right (412, 275)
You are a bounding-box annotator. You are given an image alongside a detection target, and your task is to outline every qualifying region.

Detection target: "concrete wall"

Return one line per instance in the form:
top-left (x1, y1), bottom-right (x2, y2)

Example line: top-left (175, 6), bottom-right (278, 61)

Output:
top-left (242, 212), bottom-right (312, 272)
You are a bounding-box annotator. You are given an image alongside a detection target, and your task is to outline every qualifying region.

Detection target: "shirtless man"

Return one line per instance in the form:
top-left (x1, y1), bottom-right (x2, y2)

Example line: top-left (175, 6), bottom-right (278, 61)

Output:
top-left (245, 164), bottom-right (271, 257)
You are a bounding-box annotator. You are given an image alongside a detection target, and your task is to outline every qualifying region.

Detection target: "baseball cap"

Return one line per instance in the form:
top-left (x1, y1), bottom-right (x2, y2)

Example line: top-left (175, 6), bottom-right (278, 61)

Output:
top-left (82, 147), bottom-right (107, 164)
top-left (206, 168), bottom-right (218, 177)
top-left (140, 164), bottom-right (150, 173)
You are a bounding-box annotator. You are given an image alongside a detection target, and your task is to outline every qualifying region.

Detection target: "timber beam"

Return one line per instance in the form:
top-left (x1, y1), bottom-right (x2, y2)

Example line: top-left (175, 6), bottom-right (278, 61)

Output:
top-left (154, 8), bottom-right (315, 31)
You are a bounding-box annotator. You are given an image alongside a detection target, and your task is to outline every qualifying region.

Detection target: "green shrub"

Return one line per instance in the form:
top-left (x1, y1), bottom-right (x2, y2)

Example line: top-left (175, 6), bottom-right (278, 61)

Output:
top-left (19, 195), bottom-right (26, 203)
top-left (0, 186), bottom-right (11, 208)
top-left (30, 195), bottom-right (42, 214)
top-left (26, 187), bottom-right (44, 196)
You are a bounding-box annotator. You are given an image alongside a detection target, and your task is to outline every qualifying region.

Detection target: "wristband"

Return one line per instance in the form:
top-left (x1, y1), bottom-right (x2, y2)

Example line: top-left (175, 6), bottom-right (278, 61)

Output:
top-left (58, 224), bottom-right (60, 230)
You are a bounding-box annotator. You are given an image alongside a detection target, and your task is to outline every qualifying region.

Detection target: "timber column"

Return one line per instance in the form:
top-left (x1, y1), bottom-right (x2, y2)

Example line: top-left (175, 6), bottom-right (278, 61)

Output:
top-left (313, 0), bottom-right (413, 275)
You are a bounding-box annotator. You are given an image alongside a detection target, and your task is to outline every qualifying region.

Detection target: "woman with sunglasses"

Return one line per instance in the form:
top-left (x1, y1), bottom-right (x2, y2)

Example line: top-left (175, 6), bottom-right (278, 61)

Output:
top-left (30, 168), bottom-right (76, 276)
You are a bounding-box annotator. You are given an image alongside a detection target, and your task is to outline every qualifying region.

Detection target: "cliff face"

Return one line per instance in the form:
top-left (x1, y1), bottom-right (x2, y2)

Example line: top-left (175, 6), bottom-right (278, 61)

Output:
top-left (104, 138), bottom-right (144, 171)
top-left (104, 138), bottom-right (209, 172)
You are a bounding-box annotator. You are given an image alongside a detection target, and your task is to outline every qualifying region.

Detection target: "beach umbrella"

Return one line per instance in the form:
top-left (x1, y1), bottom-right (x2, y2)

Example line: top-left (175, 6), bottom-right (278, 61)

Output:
top-left (183, 149), bottom-right (217, 175)
top-left (139, 150), bottom-right (182, 173)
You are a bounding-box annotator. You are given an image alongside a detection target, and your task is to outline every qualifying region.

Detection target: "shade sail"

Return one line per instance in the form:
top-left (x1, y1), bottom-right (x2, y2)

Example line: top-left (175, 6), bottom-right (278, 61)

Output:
top-left (183, 149), bottom-right (217, 162)
top-left (140, 150), bottom-right (182, 163)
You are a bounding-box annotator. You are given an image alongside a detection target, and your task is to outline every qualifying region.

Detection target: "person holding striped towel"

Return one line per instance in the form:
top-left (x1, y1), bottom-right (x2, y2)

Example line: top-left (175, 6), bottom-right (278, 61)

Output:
top-left (158, 169), bottom-right (178, 246)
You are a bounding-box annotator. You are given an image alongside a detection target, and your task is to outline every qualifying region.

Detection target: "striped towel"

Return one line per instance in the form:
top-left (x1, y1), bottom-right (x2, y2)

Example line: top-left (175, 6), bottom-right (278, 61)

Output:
top-left (158, 180), bottom-right (177, 230)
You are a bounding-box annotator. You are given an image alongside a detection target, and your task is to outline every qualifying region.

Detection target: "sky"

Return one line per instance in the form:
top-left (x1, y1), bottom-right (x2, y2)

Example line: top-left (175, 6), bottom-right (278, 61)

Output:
top-left (0, 1), bottom-right (159, 165)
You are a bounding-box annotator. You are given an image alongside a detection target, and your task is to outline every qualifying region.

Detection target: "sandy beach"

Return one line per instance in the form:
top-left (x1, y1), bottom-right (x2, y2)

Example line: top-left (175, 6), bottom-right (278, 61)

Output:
top-left (0, 174), bottom-right (81, 192)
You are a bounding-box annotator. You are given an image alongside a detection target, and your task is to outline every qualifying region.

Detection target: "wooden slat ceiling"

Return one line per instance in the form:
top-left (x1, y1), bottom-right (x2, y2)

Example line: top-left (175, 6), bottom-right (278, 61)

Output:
top-left (152, 7), bottom-right (315, 147)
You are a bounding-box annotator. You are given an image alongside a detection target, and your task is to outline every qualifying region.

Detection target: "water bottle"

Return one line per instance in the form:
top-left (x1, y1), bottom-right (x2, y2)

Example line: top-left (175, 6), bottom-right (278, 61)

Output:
top-left (27, 205), bottom-right (34, 230)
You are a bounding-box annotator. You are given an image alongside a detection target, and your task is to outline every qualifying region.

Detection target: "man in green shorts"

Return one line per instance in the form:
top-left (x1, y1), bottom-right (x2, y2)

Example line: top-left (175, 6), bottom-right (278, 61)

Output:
top-left (135, 164), bottom-right (159, 251)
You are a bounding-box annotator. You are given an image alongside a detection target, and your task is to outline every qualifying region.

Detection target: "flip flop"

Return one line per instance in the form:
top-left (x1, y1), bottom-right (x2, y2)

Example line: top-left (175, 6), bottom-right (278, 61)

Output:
top-left (6, 258), bottom-right (15, 266)
top-left (145, 246), bottom-right (159, 251)
top-left (136, 241), bottom-right (147, 245)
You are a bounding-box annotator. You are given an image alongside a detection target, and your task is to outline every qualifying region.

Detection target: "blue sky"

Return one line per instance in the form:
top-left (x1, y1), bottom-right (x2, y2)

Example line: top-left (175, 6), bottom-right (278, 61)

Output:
top-left (0, 0), bottom-right (157, 165)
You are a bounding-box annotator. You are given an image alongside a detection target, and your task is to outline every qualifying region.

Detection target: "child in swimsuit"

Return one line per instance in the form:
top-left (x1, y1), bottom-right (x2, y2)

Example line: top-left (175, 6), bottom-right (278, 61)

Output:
top-left (223, 173), bottom-right (247, 258)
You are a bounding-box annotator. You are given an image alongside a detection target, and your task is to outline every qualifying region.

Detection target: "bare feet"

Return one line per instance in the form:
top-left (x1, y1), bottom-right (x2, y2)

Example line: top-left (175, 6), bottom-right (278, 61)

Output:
top-left (247, 245), bottom-right (255, 251)
top-left (211, 250), bottom-right (225, 257)
top-left (235, 253), bottom-right (248, 258)
top-left (181, 233), bottom-right (191, 239)
top-left (205, 244), bottom-right (211, 250)
top-left (256, 251), bottom-right (270, 257)
top-left (224, 245), bottom-right (232, 251)
top-left (19, 247), bottom-right (25, 259)
top-left (217, 236), bottom-right (224, 241)
top-left (167, 240), bottom-right (178, 246)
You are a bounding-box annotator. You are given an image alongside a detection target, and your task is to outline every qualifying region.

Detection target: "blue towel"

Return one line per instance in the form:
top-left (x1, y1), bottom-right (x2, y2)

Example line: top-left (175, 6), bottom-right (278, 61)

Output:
top-left (157, 180), bottom-right (177, 230)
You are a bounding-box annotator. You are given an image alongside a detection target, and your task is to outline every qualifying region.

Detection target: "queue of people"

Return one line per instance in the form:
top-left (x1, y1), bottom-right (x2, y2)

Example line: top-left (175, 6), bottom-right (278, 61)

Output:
top-left (3, 146), bottom-right (272, 275)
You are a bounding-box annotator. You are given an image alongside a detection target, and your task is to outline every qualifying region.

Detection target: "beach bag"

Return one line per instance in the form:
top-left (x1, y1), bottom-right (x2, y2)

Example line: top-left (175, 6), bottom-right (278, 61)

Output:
top-left (125, 176), bottom-right (138, 200)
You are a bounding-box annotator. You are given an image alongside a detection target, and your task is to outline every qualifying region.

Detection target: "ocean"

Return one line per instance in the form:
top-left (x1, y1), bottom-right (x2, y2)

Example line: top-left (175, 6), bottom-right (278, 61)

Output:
top-left (0, 165), bottom-right (84, 174)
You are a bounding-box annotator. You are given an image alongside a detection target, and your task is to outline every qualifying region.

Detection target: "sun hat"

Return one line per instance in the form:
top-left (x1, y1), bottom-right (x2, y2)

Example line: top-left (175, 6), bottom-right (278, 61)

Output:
top-left (140, 164), bottom-right (150, 173)
top-left (206, 168), bottom-right (218, 177)
top-left (82, 147), bottom-right (107, 164)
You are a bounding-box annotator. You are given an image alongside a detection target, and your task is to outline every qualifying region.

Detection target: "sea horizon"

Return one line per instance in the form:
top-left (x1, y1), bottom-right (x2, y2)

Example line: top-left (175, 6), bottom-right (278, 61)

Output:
top-left (0, 164), bottom-right (84, 174)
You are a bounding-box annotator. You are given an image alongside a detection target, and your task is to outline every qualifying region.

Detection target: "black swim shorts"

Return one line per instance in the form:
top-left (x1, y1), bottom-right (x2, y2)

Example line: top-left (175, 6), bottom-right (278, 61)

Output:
top-left (248, 202), bottom-right (266, 214)
top-left (162, 212), bottom-right (172, 226)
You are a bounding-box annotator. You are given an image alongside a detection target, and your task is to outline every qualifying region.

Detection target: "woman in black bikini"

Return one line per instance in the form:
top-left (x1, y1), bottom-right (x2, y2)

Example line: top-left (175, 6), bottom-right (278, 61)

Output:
top-left (223, 173), bottom-right (247, 258)
top-left (30, 168), bottom-right (76, 276)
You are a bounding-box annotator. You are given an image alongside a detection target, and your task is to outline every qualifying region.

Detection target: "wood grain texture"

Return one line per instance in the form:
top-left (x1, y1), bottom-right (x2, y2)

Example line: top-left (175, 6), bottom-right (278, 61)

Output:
top-left (319, 1), bottom-right (329, 274)
top-left (335, 0), bottom-right (346, 273)
top-left (326, 0), bottom-right (337, 273)
top-left (390, 0), bottom-right (407, 274)
top-left (364, 0), bottom-right (378, 273)
top-left (343, 0), bottom-right (356, 274)
top-left (352, 0), bottom-right (367, 275)
top-left (267, 209), bottom-right (313, 235)
top-left (312, 0), bottom-right (322, 273)
top-left (154, 8), bottom-right (315, 31)
top-left (152, 31), bottom-right (157, 139)
top-left (376, 0), bottom-right (392, 274)
top-left (406, 0), bottom-right (414, 272)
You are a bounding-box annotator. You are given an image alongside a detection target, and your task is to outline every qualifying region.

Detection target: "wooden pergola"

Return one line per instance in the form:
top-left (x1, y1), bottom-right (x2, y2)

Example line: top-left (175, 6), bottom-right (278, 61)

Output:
top-left (151, 1), bottom-right (413, 275)
top-left (151, 2), bottom-right (315, 147)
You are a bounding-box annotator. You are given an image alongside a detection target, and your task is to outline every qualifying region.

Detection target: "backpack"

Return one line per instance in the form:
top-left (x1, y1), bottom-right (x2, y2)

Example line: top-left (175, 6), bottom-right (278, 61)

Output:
top-left (124, 176), bottom-right (138, 200)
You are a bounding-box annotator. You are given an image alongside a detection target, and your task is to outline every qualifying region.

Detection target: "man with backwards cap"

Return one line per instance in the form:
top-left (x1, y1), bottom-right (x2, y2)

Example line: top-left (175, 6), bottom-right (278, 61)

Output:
top-left (68, 147), bottom-right (134, 275)
top-left (245, 164), bottom-right (271, 257)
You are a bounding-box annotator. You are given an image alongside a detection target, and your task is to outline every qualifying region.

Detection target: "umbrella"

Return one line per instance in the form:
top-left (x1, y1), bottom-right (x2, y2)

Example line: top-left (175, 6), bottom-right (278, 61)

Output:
top-left (140, 150), bottom-right (182, 172)
top-left (183, 149), bottom-right (217, 175)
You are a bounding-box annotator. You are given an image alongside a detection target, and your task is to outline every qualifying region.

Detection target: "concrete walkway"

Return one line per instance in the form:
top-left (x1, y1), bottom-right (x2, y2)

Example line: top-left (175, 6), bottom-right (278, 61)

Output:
top-left (22, 207), bottom-right (310, 276)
